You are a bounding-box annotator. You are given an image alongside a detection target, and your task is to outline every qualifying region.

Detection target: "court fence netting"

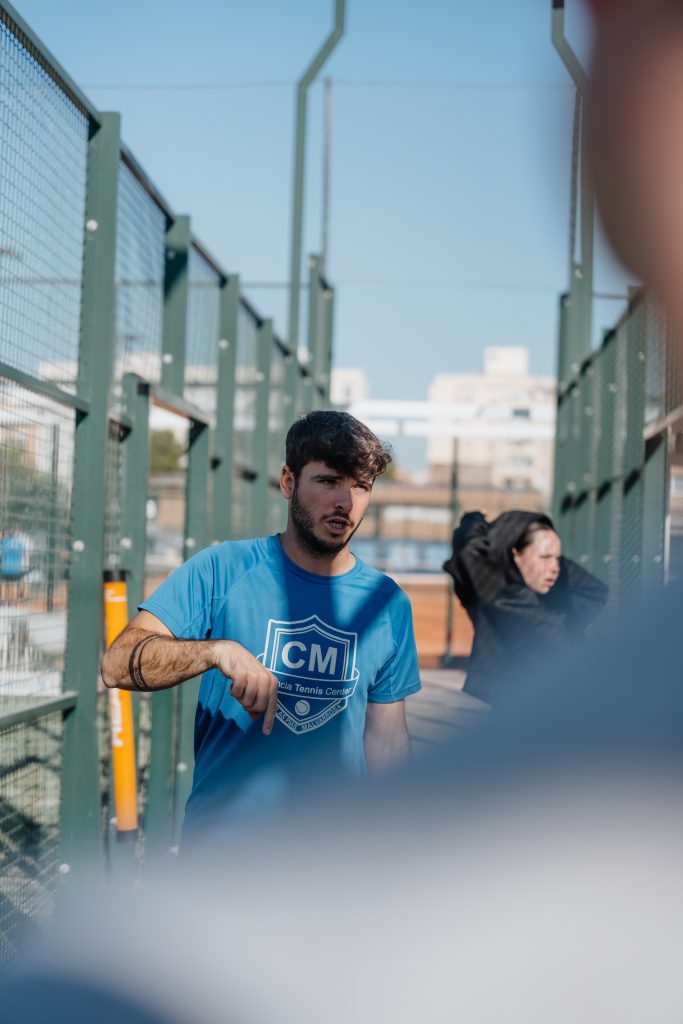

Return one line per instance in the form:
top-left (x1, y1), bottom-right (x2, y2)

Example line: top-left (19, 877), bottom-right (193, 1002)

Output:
top-left (0, 1), bottom-right (334, 964)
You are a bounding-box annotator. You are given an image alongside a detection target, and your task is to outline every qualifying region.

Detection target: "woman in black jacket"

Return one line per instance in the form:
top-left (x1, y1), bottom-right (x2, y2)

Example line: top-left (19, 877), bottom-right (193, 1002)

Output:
top-left (443, 510), bottom-right (608, 706)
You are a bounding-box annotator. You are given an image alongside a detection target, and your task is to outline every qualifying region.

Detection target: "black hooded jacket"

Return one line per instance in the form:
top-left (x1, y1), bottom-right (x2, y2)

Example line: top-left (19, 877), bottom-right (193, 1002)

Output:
top-left (443, 511), bottom-right (608, 704)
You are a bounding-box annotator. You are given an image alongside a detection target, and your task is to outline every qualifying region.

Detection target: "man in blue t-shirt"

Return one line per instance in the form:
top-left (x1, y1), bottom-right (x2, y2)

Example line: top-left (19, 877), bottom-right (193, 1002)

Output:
top-left (102, 411), bottom-right (421, 841)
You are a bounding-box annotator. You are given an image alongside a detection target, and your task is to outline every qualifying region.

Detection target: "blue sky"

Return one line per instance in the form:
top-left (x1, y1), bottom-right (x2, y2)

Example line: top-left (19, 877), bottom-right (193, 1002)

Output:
top-left (14, 0), bottom-right (632, 410)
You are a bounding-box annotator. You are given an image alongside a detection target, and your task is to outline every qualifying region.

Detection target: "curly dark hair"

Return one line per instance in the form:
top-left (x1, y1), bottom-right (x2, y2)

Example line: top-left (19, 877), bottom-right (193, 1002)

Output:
top-left (285, 410), bottom-right (392, 481)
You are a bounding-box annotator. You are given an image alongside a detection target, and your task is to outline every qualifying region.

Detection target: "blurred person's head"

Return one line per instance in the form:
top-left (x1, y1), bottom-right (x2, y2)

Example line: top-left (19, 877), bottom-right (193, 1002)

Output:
top-left (281, 412), bottom-right (391, 558)
top-left (512, 522), bottom-right (561, 595)
top-left (586, 0), bottom-right (683, 326)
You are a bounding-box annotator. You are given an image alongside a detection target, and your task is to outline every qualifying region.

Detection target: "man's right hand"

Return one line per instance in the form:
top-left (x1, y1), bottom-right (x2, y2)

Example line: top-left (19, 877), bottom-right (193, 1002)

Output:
top-left (215, 641), bottom-right (280, 736)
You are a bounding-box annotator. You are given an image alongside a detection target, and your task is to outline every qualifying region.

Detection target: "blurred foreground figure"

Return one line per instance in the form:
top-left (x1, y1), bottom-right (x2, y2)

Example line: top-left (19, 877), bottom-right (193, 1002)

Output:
top-left (3, 582), bottom-right (683, 1023)
top-left (443, 510), bottom-right (606, 705)
top-left (586, 0), bottom-right (683, 333)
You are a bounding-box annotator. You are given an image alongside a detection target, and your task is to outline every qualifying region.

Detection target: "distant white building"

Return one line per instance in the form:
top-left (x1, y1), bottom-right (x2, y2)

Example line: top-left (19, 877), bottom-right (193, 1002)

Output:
top-left (426, 347), bottom-right (555, 498)
top-left (333, 348), bottom-right (556, 505)
top-left (330, 368), bottom-right (369, 407)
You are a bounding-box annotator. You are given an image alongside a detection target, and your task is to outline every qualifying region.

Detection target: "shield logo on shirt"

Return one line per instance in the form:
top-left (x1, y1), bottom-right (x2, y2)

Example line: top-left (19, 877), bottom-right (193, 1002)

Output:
top-left (258, 615), bottom-right (360, 734)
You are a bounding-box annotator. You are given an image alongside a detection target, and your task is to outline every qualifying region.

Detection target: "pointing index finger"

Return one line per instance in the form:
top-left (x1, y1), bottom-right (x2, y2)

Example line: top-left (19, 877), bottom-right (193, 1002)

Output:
top-left (262, 676), bottom-right (279, 736)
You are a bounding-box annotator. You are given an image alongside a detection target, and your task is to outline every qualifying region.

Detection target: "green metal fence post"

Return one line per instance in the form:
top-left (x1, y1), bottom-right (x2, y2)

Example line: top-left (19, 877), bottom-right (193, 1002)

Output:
top-left (301, 260), bottom-right (319, 415)
top-left (284, 348), bottom-right (301, 430)
top-left (296, 365), bottom-right (308, 419)
top-left (579, 360), bottom-right (598, 571)
top-left (171, 414), bottom-right (210, 844)
top-left (162, 215), bottom-right (191, 396)
top-left (119, 374), bottom-right (151, 748)
top-left (279, 349), bottom-right (297, 507)
top-left (552, 294), bottom-right (570, 525)
top-left (321, 282), bottom-right (335, 407)
top-left (274, 346), bottom-right (291, 533)
top-left (306, 254), bottom-right (323, 383)
top-left (591, 336), bottom-right (618, 617)
top-left (556, 291), bottom-right (571, 395)
top-left (252, 318), bottom-right (273, 537)
top-left (619, 297), bottom-right (646, 612)
top-left (567, 376), bottom-right (585, 561)
top-left (641, 431), bottom-right (668, 598)
top-left (607, 332), bottom-right (626, 610)
top-left (120, 375), bottom-right (151, 614)
top-left (60, 112), bottom-right (121, 874)
top-left (301, 370), bottom-right (315, 415)
top-left (552, 395), bottom-right (570, 528)
top-left (306, 256), bottom-right (331, 412)
top-left (185, 421), bottom-right (210, 565)
top-left (145, 691), bottom-right (175, 855)
top-left (551, 2), bottom-right (593, 367)
top-left (551, 1), bottom-right (595, 548)
top-left (145, 216), bottom-right (191, 856)
top-left (287, 1), bottom-right (345, 358)
top-left (211, 275), bottom-right (239, 542)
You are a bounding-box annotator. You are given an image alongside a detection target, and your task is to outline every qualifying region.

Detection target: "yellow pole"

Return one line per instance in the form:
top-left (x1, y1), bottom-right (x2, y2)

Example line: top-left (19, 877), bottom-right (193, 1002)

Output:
top-left (103, 570), bottom-right (138, 835)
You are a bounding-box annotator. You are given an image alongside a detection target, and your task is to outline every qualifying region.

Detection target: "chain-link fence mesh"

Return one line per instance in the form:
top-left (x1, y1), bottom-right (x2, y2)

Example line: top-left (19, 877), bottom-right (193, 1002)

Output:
top-left (0, 1), bottom-right (332, 961)
top-left (553, 291), bottom-right (677, 618)
top-left (0, 385), bottom-right (74, 705)
top-left (0, 12), bottom-right (85, 962)
top-left (0, 712), bottom-right (62, 967)
top-left (113, 160), bottom-right (166, 404)
top-left (185, 245), bottom-right (221, 418)
top-left (0, 13), bottom-right (88, 390)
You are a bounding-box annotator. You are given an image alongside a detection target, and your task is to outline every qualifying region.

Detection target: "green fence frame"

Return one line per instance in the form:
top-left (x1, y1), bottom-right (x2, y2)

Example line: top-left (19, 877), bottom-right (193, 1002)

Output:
top-left (550, 0), bottom-right (679, 618)
top-left (0, 0), bottom-right (334, 952)
top-left (552, 290), bottom-right (682, 618)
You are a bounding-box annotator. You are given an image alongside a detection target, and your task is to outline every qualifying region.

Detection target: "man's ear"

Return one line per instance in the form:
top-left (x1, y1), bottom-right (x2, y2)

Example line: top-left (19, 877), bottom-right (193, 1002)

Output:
top-left (280, 465), bottom-right (295, 499)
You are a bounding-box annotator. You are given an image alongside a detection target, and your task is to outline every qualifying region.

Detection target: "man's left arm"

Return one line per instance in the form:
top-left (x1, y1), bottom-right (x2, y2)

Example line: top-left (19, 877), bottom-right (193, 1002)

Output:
top-left (364, 700), bottom-right (411, 775)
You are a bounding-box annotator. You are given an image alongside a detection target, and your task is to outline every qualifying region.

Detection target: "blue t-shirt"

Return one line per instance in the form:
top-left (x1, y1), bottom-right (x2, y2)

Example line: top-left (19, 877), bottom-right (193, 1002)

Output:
top-left (140, 535), bottom-right (421, 838)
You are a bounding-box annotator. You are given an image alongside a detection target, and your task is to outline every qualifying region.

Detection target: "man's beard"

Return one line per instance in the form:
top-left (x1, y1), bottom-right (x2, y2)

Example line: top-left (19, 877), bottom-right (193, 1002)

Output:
top-left (290, 487), bottom-right (361, 559)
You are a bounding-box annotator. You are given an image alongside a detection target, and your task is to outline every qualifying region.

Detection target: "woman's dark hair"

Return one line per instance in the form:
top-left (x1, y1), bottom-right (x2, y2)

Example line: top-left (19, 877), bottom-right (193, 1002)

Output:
top-left (285, 410), bottom-right (392, 481)
top-left (513, 515), bottom-right (556, 553)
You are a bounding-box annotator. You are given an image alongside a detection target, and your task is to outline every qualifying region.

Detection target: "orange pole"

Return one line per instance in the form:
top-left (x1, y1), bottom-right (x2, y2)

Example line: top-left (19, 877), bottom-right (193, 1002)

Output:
top-left (103, 571), bottom-right (138, 835)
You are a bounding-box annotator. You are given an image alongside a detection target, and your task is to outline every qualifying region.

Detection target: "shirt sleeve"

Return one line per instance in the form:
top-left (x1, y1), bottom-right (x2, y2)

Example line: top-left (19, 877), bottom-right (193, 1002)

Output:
top-left (139, 546), bottom-right (218, 640)
top-left (367, 588), bottom-right (422, 704)
top-left (545, 556), bottom-right (609, 631)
